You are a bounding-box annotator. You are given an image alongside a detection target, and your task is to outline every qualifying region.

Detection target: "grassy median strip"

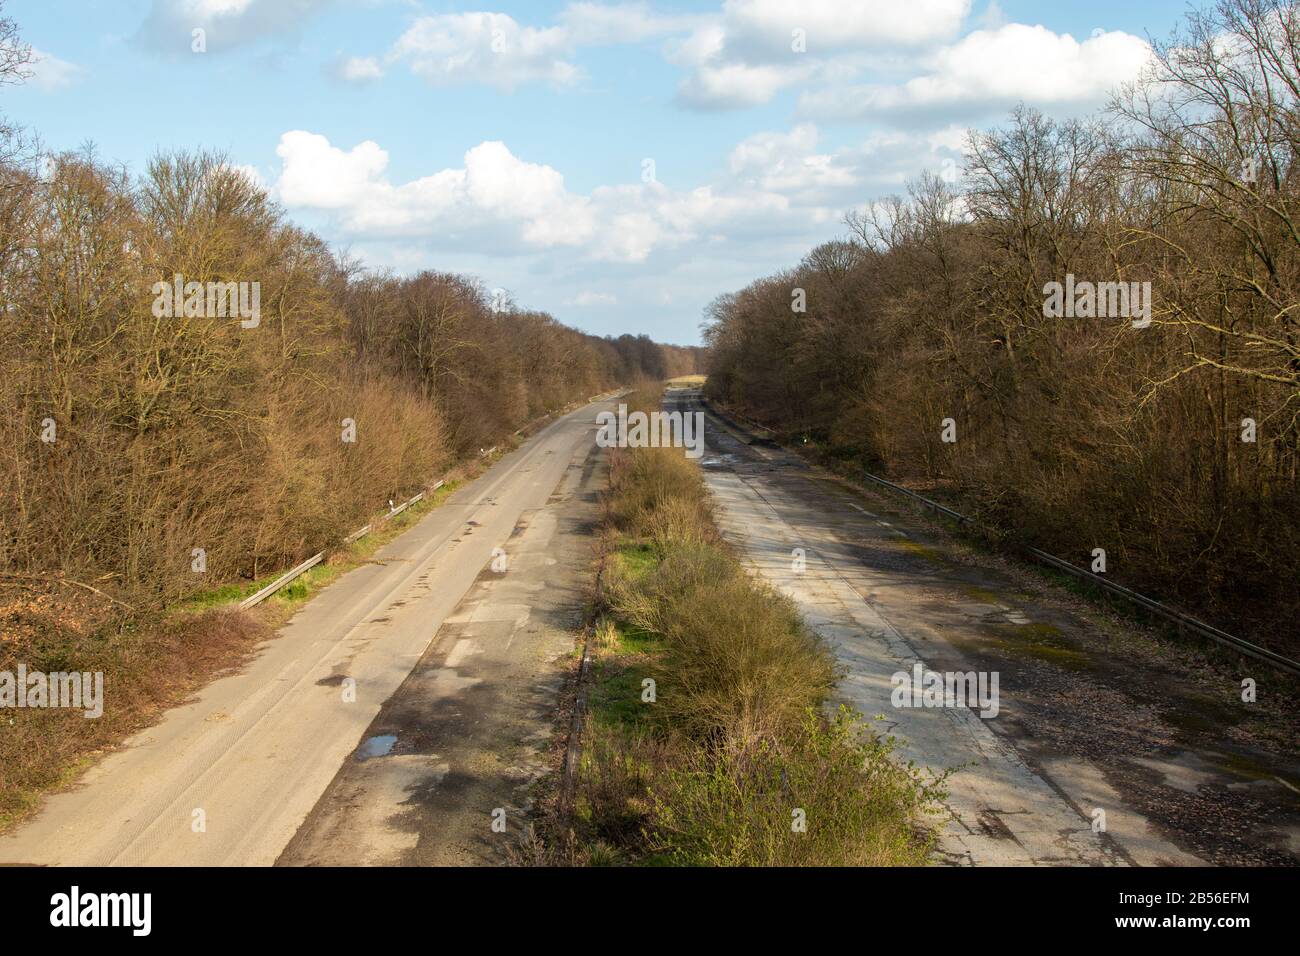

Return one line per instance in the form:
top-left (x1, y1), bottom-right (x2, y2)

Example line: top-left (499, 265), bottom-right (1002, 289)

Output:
top-left (566, 389), bottom-right (944, 866)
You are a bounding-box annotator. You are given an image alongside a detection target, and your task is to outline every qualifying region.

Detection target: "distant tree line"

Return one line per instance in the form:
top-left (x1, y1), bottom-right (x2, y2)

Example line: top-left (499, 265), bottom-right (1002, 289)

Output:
top-left (704, 0), bottom-right (1300, 648)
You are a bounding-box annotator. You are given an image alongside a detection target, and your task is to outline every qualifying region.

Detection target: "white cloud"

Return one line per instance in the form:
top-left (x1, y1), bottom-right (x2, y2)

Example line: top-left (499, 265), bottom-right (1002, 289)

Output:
top-left (800, 25), bottom-right (1153, 119)
top-left (136, 0), bottom-right (331, 53)
top-left (382, 4), bottom-right (714, 90)
top-left (388, 13), bottom-right (579, 90)
top-left (728, 124), bottom-right (857, 196)
top-left (677, 60), bottom-right (809, 109)
top-left (721, 0), bottom-right (970, 58)
top-left (192, 1), bottom-right (255, 14)
top-left (352, 1), bottom-right (969, 106)
top-left (28, 48), bottom-right (82, 91)
top-left (274, 131), bottom-right (598, 248)
top-left (275, 131), bottom-right (390, 210)
top-left (977, 1), bottom-right (1007, 31)
top-left (566, 290), bottom-right (618, 306)
top-left (333, 55), bottom-right (383, 83)
top-left (915, 25), bottom-right (1151, 104)
top-left (662, 1), bottom-right (1147, 116)
top-left (224, 162), bottom-right (267, 190)
top-left (270, 126), bottom-right (875, 264)
top-left (927, 124), bottom-right (970, 153)
top-left (670, 0), bottom-right (970, 108)
top-left (558, 2), bottom-right (706, 45)
top-left (330, 2), bottom-right (1147, 121)
top-left (376, 3), bottom-right (706, 91)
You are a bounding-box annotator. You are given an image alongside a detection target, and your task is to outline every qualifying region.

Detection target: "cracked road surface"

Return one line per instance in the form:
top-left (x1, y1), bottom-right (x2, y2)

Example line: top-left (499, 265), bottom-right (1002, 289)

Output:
top-left (278, 441), bottom-right (605, 865)
top-left (0, 399), bottom-right (612, 866)
top-left (672, 387), bottom-right (1300, 867)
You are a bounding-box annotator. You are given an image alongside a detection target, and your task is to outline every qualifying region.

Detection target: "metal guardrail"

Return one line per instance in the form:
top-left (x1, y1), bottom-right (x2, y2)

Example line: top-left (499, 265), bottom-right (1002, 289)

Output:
top-left (237, 552), bottom-right (327, 611)
top-left (858, 471), bottom-right (1300, 677)
top-left (862, 472), bottom-right (971, 525)
top-left (238, 479), bottom-right (446, 611)
top-left (511, 389), bottom-right (624, 438)
top-left (702, 397), bottom-right (1300, 678)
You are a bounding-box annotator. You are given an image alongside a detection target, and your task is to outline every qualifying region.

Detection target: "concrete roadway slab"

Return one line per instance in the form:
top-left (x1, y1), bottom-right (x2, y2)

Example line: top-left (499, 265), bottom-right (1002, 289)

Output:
top-left (277, 443), bottom-right (605, 866)
top-left (703, 464), bottom-right (1126, 866)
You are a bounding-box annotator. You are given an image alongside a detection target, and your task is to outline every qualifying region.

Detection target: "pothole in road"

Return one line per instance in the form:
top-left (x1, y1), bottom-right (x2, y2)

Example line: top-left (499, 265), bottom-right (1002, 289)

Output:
top-left (356, 734), bottom-right (398, 760)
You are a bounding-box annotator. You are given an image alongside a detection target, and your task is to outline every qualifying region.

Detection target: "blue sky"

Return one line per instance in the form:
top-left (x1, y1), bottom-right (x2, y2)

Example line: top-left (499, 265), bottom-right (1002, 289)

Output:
top-left (7, 0), bottom-right (1195, 344)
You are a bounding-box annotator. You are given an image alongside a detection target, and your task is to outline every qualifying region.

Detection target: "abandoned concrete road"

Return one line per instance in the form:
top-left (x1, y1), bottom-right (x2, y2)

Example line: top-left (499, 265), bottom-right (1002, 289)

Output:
top-left (277, 439), bottom-right (605, 865)
top-left (0, 399), bottom-right (612, 866)
top-left (672, 387), bottom-right (1300, 867)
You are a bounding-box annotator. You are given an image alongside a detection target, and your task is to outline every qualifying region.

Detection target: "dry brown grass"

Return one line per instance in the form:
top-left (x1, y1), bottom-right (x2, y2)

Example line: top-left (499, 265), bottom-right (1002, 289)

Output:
top-left (0, 593), bottom-right (269, 829)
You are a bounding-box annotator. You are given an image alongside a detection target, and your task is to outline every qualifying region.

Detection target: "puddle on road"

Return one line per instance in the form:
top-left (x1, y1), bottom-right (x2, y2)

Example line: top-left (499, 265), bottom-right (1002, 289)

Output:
top-left (356, 734), bottom-right (398, 760)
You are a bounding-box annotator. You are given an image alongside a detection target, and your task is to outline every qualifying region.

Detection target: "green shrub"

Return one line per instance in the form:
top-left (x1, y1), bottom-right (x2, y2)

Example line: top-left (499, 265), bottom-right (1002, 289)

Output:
top-left (609, 538), bottom-right (836, 744)
top-left (648, 707), bottom-right (941, 867)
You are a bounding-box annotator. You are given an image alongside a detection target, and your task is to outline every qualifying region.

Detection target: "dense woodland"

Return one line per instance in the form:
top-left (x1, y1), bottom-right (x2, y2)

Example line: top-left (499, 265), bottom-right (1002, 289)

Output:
top-left (705, 0), bottom-right (1300, 649)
